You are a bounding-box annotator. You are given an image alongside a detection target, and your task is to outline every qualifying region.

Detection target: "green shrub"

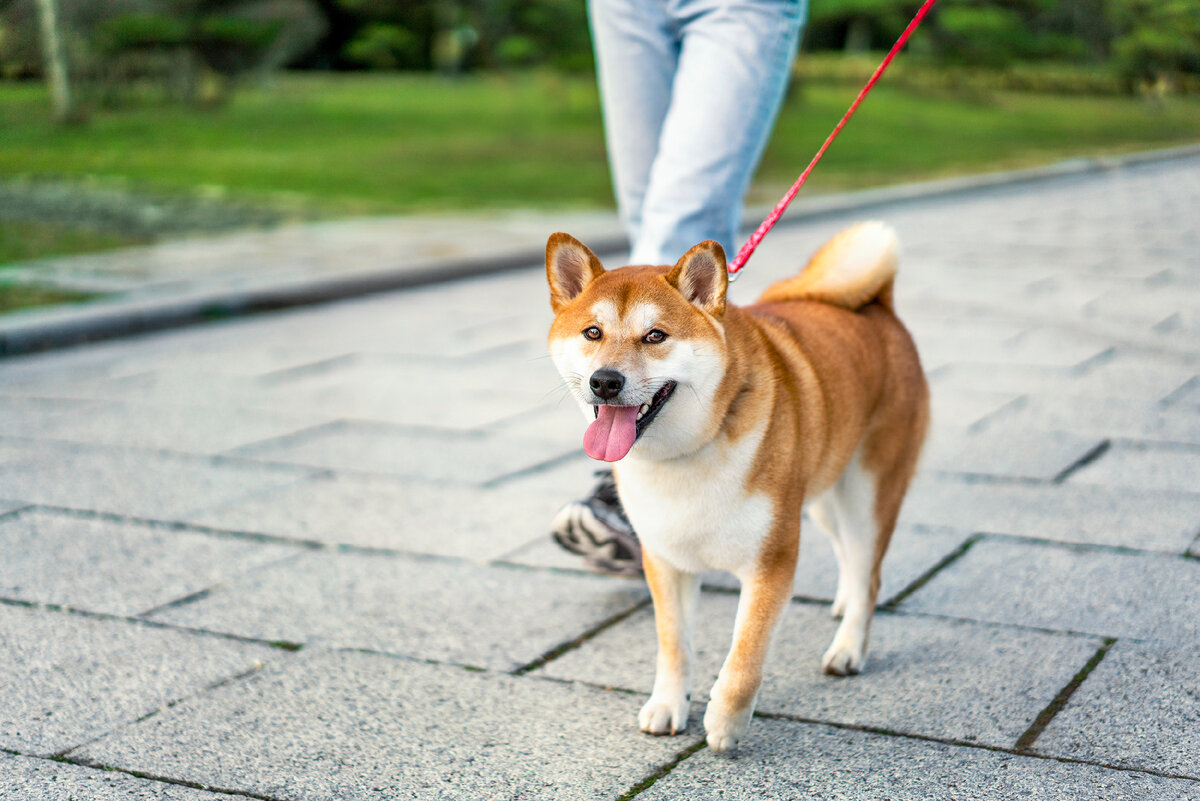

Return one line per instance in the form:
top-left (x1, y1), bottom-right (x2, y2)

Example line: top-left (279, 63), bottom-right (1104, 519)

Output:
top-left (495, 34), bottom-right (540, 67)
top-left (343, 23), bottom-right (420, 70)
top-left (93, 13), bottom-right (189, 55)
top-left (1110, 0), bottom-right (1200, 87)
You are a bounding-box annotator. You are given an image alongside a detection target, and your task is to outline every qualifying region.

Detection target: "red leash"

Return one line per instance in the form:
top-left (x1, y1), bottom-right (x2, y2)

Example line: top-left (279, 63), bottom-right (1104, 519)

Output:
top-left (727, 0), bottom-right (939, 280)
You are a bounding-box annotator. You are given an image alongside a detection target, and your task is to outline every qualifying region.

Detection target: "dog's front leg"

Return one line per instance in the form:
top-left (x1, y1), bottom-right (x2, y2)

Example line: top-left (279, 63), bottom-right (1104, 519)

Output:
top-left (703, 537), bottom-right (797, 753)
top-left (639, 548), bottom-right (700, 736)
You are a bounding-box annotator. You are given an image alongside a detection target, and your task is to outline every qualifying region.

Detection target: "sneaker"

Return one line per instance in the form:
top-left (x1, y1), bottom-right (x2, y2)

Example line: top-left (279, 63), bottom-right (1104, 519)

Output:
top-left (550, 470), bottom-right (642, 576)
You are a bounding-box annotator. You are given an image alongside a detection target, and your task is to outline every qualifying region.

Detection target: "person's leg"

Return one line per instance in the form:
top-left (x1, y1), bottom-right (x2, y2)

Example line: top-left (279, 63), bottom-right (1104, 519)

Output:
top-left (588, 0), bottom-right (677, 252)
top-left (632, 0), bottom-right (805, 265)
top-left (554, 0), bottom-right (804, 575)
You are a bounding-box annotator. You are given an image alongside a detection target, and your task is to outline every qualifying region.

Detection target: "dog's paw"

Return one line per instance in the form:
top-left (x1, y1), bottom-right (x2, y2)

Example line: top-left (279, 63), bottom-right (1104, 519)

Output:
top-left (703, 699), bottom-right (753, 754)
top-left (638, 694), bottom-right (689, 736)
top-left (821, 640), bottom-right (866, 676)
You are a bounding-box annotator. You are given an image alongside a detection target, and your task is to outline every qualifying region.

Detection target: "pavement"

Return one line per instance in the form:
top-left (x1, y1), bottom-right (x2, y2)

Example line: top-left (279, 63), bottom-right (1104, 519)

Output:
top-left (5, 144), bottom-right (1198, 356)
top-left (1, 151), bottom-right (1199, 800)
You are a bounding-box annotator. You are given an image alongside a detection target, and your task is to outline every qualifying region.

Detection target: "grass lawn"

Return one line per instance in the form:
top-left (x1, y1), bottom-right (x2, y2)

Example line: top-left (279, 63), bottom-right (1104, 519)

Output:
top-left (0, 221), bottom-right (136, 313)
top-left (2, 72), bottom-right (1199, 216)
top-left (0, 283), bottom-right (92, 314)
top-left (1, 71), bottom-right (1198, 315)
top-left (0, 220), bottom-right (147, 266)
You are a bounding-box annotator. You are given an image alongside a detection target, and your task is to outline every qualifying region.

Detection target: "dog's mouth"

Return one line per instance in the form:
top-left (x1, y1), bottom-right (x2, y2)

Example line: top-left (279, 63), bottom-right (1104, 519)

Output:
top-left (584, 381), bottom-right (677, 462)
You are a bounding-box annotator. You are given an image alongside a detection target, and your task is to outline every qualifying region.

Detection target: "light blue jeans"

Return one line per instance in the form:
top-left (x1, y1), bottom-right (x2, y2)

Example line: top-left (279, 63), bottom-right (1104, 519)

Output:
top-left (589, 0), bottom-right (806, 265)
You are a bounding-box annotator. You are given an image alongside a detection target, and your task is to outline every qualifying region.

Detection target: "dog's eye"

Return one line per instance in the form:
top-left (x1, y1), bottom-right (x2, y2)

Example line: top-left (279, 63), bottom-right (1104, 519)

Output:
top-left (583, 326), bottom-right (602, 341)
top-left (643, 329), bottom-right (668, 344)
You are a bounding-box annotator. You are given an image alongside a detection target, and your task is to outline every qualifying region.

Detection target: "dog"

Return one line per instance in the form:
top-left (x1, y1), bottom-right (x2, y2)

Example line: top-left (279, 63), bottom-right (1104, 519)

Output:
top-left (544, 222), bottom-right (929, 752)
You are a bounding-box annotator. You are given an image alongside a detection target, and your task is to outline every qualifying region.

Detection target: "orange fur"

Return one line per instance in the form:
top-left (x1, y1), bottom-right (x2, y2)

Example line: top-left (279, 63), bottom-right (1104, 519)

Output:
top-left (545, 223), bottom-right (928, 752)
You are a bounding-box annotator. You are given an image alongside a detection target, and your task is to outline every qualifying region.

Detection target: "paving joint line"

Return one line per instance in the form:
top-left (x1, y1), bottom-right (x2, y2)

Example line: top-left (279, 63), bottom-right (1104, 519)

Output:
top-left (0, 596), bottom-right (305, 651)
top-left (23, 502), bottom-right (657, 579)
top-left (0, 748), bottom-right (273, 800)
top-left (1013, 637), bottom-right (1117, 753)
top-left (134, 551), bottom-right (309, 618)
top-left (30, 504), bottom-right (330, 551)
top-left (519, 672), bottom-right (1200, 785)
top-left (0, 503), bottom-right (31, 523)
top-left (0, 432), bottom-right (323, 475)
top-left (481, 449), bottom-right (587, 489)
top-left (965, 394), bottom-right (1028, 434)
top-left (750, 709), bottom-right (1200, 783)
top-left (55, 663), bottom-right (271, 761)
top-left (55, 756), bottom-right (287, 801)
top-left (931, 471), bottom-right (1049, 487)
top-left (880, 533), bottom-right (982, 609)
top-left (1052, 439), bottom-right (1111, 483)
top-left (1159, 375), bottom-right (1200, 408)
top-left (218, 419), bottom-right (351, 460)
top-left (615, 738), bottom-right (708, 801)
top-left (512, 597), bottom-right (653, 676)
top-left (983, 530), bottom-right (1199, 561)
top-left (1109, 437), bottom-right (1200, 454)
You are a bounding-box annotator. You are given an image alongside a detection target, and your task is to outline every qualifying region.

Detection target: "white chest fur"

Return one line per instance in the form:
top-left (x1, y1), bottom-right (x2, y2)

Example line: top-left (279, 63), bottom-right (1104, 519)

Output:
top-left (615, 420), bottom-right (774, 578)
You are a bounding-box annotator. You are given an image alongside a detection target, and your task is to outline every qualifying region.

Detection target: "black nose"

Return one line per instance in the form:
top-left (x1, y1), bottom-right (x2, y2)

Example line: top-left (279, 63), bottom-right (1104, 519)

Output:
top-left (589, 369), bottom-right (625, 400)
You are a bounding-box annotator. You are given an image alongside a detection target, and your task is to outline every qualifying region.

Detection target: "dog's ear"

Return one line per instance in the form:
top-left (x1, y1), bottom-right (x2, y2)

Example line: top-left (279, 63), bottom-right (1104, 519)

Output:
top-left (546, 233), bottom-right (605, 312)
top-left (667, 240), bottom-right (728, 317)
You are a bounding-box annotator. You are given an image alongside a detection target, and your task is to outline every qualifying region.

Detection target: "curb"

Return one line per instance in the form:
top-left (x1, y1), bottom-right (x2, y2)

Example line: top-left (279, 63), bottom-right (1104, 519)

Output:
top-left (3, 142), bottom-right (1199, 358)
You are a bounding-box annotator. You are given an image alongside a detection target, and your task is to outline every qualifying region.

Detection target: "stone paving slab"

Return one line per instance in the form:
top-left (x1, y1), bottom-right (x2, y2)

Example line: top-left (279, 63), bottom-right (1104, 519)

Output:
top-left (1030, 353), bottom-right (1194, 402)
top-left (0, 509), bottom-right (300, 616)
top-left (229, 420), bottom-right (573, 486)
top-left (506, 522), bottom-right (970, 606)
top-left (151, 550), bottom-right (647, 671)
top-left (0, 396), bottom-right (97, 438)
top-left (899, 537), bottom-right (1200, 641)
top-left (1035, 640), bottom-right (1200, 778)
top-left (536, 594), bottom-right (1101, 748)
top-left (899, 475), bottom-right (1200, 552)
top-left (928, 361), bottom-right (1090, 399)
top-left (0, 498), bottom-right (27, 516)
top-left (921, 425), bottom-right (1104, 481)
top-left (1167, 376), bottom-right (1200, 408)
top-left (0, 752), bottom-right (245, 801)
top-left (182, 472), bottom-right (561, 561)
top-left (927, 387), bottom-right (1021, 428)
top-left (985, 393), bottom-right (1200, 446)
top-left (1073, 355), bottom-right (1197, 402)
top-left (638, 717), bottom-right (1200, 800)
top-left (0, 604), bottom-right (276, 756)
top-left (0, 150), bottom-right (1197, 798)
top-left (1068, 442), bottom-right (1200, 493)
top-left (16, 400), bottom-right (334, 455)
top-left (245, 355), bottom-right (559, 431)
top-left (73, 648), bottom-right (689, 801)
top-left (0, 441), bottom-right (316, 520)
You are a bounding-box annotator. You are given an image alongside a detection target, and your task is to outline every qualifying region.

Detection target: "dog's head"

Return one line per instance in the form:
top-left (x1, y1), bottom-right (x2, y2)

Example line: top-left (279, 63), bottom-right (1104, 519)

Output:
top-left (545, 233), bottom-right (730, 463)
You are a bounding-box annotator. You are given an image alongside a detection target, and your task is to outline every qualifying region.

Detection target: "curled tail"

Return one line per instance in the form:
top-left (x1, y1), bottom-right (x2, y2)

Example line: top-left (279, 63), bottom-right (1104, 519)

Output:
top-left (758, 221), bottom-right (898, 311)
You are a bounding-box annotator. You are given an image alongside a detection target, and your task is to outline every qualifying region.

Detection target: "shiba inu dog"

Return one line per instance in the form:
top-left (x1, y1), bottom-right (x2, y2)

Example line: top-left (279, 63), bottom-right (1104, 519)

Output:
top-left (544, 222), bottom-right (929, 753)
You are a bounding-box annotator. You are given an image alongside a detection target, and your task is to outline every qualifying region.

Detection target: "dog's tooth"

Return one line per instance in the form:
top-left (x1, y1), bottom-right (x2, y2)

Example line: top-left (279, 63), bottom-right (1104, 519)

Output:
top-left (640, 403), bottom-right (650, 414)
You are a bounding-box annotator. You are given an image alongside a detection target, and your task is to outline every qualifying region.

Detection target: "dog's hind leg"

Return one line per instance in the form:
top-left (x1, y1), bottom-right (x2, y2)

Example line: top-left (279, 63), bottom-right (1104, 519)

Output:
top-left (819, 450), bottom-right (881, 676)
top-left (807, 495), bottom-right (850, 618)
top-left (639, 549), bottom-right (700, 736)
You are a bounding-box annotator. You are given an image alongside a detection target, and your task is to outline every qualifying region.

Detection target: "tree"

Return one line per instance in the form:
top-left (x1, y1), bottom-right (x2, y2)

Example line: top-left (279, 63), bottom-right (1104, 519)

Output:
top-left (1109, 0), bottom-right (1200, 89)
top-left (34, 0), bottom-right (75, 120)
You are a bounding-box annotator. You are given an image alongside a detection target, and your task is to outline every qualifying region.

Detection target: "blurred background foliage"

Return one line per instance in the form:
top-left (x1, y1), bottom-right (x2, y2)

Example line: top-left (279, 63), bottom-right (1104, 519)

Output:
top-left (1, 0), bottom-right (1198, 313)
top-left (3, 0), bottom-right (1199, 105)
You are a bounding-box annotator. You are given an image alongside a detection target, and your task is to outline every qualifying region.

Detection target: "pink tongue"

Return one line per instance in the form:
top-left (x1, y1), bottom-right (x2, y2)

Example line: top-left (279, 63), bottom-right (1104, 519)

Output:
top-left (584, 405), bottom-right (640, 462)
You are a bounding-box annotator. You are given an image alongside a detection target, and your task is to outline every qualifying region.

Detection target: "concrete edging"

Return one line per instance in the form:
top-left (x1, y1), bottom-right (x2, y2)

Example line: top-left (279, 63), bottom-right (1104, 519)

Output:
top-left (3, 142), bottom-right (1198, 358)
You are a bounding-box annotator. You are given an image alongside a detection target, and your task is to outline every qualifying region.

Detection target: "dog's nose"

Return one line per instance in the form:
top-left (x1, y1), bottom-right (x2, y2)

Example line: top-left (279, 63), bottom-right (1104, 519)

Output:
top-left (589, 369), bottom-right (625, 400)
